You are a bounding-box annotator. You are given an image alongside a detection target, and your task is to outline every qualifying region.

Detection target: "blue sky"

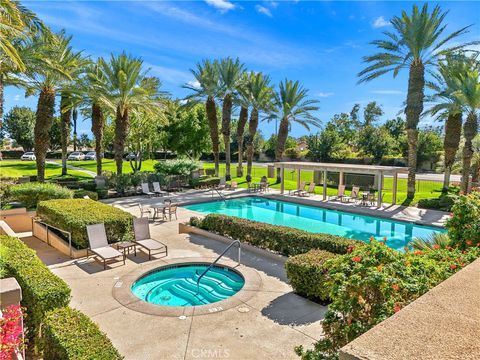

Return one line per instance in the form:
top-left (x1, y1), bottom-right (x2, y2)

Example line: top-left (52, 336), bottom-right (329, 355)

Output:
top-left (5, 1), bottom-right (480, 139)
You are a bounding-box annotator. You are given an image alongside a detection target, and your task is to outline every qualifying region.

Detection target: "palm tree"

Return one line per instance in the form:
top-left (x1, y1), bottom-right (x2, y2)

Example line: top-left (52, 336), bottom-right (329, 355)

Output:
top-left (274, 79), bottom-right (320, 181)
top-left (99, 53), bottom-right (163, 174)
top-left (185, 59), bottom-right (221, 176)
top-left (218, 57), bottom-right (245, 180)
top-left (358, 3), bottom-right (475, 199)
top-left (235, 72), bottom-right (250, 177)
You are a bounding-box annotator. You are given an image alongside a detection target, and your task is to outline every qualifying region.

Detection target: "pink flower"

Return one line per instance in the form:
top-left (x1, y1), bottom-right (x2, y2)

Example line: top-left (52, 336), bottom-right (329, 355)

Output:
top-left (352, 256), bottom-right (362, 263)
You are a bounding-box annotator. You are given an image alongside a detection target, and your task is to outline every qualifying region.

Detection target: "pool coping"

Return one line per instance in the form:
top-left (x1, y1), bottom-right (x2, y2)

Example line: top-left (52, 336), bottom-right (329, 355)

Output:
top-left (112, 257), bottom-right (262, 317)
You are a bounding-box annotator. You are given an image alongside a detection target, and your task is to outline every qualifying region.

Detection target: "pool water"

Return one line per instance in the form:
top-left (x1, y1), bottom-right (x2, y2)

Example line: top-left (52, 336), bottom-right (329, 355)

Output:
top-left (184, 197), bottom-right (446, 251)
top-left (131, 265), bottom-right (245, 307)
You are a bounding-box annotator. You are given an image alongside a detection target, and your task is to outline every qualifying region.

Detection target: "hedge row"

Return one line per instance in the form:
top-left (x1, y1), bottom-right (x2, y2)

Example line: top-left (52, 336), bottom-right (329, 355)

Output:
top-left (285, 249), bottom-right (337, 302)
top-left (9, 182), bottom-right (74, 209)
top-left (73, 189), bottom-right (99, 200)
top-left (190, 214), bottom-right (362, 256)
top-left (37, 199), bottom-right (134, 249)
top-left (42, 307), bottom-right (123, 360)
top-left (0, 235), bottom-right (71, 345)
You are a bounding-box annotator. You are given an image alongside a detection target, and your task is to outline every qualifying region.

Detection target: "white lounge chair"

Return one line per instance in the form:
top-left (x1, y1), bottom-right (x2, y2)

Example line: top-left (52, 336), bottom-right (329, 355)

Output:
top-left (299, 182), bottom-right (316, 197)
top-left (152, 182), bottom-right (168, 197)
top-left (141, 183), bottom-right (155, 197)
top-left (133, 217), bottom-right (168, 260)
top-left (86, 224), bottom-right (125, 270)
top-left (330, 185), bottom-right (346, 201)
top-left (290, 181), bottom-right (306, 196)
top-left (344, 186), bottom-right (360, 203)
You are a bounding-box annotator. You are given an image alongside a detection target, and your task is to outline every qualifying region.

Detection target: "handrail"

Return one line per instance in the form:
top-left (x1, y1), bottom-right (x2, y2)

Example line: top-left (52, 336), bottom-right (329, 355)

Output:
top-left (32, 218), bottom-right (73, 258)
top-left (196, 240), bottom-right (241, 293)
top-left (211, 187), bottom-right (227, 202)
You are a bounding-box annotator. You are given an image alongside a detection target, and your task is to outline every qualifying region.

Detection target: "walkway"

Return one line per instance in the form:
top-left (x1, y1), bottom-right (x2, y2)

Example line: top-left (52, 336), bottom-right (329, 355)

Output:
top-left (46, 159), bottom-right (96, 177)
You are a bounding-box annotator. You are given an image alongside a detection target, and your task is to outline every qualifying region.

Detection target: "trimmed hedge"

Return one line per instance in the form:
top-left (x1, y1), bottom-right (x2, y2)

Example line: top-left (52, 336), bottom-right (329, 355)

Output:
top-left (9, 182), bottom-right (73, 209)
top-left (418, 194), bottom-right (457, 212)
top-left (42, 307), bottom-right (123, 360)
top-left (190, 214), bottom-right (362, 256)
top-left (73, 189), bottom-right (99, 200)
top-left (285, 249), bottom-right (337, 302)
top-left (191, 176), bottom-right (221, 188)
top-left (37, 199), bottom-right (134, 249)
top-left (0, 235), bottom-right (71, 345)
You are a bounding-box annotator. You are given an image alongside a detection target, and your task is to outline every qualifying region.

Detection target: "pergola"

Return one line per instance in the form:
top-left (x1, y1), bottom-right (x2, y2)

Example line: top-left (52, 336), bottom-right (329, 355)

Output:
top-left (274, 161), bottom-right (409, 206)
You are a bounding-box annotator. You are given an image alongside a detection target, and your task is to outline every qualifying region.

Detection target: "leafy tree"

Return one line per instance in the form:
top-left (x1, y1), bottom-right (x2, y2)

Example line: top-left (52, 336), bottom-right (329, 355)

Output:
top-left (358, 3), bottom-right (474, 199)
top-left (49, 116), bottom-right (61, 151)
top-left (331, 112), bottom-right (356, 144)
top-left (399, 127), bottom-right (443, 168)
top-left (383, 117), bottom-right (405, 139)
top-left (3, 106), bottom-right (35, 151)
top-left (306, 122), bottom-right (344, 162)
top-left (78, 133), bottom-right (92, 150)
top-left (357, 125), bottom-right (393, 163)
top-left (363, 101), bottom-right (384, 127)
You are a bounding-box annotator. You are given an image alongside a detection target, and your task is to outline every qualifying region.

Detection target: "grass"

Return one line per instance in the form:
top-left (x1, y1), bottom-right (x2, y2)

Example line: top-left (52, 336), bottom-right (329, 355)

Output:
top-left (53, 159), bottom-right (158, 173)
top-left (0, 160), bottom-right (92, 179)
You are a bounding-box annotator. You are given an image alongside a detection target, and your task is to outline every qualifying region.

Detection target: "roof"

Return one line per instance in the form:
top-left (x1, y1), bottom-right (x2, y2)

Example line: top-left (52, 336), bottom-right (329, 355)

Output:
top-left (274, 161), bottom-right (408, 175)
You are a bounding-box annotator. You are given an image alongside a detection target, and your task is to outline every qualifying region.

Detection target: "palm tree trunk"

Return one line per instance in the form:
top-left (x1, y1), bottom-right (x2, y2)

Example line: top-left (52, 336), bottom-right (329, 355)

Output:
top-left (236, 105), bottom-right (248, 177)
top-left (405, 62), bottom-right (425, 199)
top-left (0, 74), bottom-right (4, 127)
top-left (91, 102), bottom-right (104, 176)
top-left (246, 108), bottom-right (258, 180)
top-left (222, 93), bottom-right (232, 180)
top-left (114, 107), bottom-right (129, 175)
top-left (275, 117), bottom-right (289, 182)
top-left (34, 87), bottom-right (55, 182)
top-left (442, 112), bottom-right (462, 190)
top-left (206, 96), bottom-right (220, 176)
top-left (72, 109), bottom-right (78, 152)
top-left (461, 112), bottom-right (478, 193)
top-left (60, 94), bottom-right (72, 176)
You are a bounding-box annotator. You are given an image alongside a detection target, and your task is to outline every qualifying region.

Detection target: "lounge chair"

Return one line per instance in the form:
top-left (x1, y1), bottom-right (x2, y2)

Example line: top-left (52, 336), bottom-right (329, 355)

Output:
top-left (152, 182), bottom-right (168, 197)
top-left (299, 182), bottom-right (316, 197)
top-left (227, 181), bottom-right (238, 190)
top-left (141, 183), bottom-right (155, 197)
top-left (330, 185), bottom-right (346, 201)
top-left (86, 224), bottom-right (125, 270)
top-left (290, 181), bottom-right (306, 196)
top-left (344, 186), bottom-right (360, 203)
top-left (133, 217), bottom-right (168, 260)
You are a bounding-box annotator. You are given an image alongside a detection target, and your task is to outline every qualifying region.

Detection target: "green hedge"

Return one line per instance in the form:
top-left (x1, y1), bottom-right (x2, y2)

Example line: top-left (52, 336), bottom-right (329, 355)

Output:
top-left (9, 182), bottom-right (74, 209)
top-left (190, 214), bottom-right (362, 255)
top-left (191, 176), bottom-right (221, 188)
top-left (418, 194), bottom-right (457, 212)
top-left (0, 235), bottom-right (71, 345)
top-left (37, 199), bottom-right (134, 249)
top-left (73, 189), bottom-right (99, 200)
top-left (42, 307), bottom-right (123, 360)
top-left (285, 249), bottom-right (337, 302)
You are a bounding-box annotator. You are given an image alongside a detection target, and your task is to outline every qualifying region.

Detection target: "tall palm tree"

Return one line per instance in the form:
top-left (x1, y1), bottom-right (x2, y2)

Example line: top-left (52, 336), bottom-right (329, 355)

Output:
top-left (185, 59), bottom-right (221, 176)
top-left (235, 73), bottom-right (250, 177)
top-left (99, 53), bottom-right (163, 174)
top-left (218, 57), bottom-right (245, 180)
top-left (274, 79), bottom-right (320, 181)
top-left (358, 3), bottom-right (475, 199)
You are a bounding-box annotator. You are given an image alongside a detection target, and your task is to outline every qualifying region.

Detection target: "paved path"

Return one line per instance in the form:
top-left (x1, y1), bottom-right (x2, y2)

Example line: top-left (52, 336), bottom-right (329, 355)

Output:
top-left (46, 160), bottom-right (96, 177)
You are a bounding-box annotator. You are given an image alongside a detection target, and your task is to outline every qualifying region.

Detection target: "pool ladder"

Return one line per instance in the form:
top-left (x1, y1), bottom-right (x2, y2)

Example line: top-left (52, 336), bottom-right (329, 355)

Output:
top-left (196, 240), bottom-right (241, 293)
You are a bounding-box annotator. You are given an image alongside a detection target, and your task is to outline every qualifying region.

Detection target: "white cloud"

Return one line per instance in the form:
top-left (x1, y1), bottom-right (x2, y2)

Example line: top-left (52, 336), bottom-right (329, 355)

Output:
top-left (267, 1), bottom-right (279, 9)
top-left (372, 90), bottom-right (403, 95)
top-left (256, 5), bottom-right (272, 17)
top-left (187, 80), bottom-right (201, 89)
top-left (372, 16), bottom-right (390, 28)
top-left (13, 94), bottom-right (20, 101)
top-left (318, 92), bottom-right (334, 98)
top-left (146, 63), bottom-right (192, 85)
top-left (205, 0), bottom-right (235, 12)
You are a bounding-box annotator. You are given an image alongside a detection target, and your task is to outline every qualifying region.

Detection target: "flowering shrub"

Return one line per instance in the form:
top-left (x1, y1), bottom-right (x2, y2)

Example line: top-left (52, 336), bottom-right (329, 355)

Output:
top-left (0, 305), bottom-right (24, 360)
top-left (296, 239), bottom-right (480, 359)
top-left (446, 192), bottom-right (480, 248)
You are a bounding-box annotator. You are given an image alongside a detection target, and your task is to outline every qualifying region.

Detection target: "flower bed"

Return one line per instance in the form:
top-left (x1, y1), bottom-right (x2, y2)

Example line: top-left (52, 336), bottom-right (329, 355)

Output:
top-left (0, 305), bottom-right (24, 359)
top-left (36, 199), bottom-right (134, 249)
top-left (446, 192), bottom-right (480, 248)
top-left (190, 214), bottom-right (362, 256)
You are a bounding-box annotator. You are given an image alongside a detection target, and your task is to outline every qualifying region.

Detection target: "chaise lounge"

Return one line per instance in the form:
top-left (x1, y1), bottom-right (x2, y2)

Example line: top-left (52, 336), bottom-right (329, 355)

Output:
top-left (86, 223), bottom-right (125, 270)
top-left (133, 217), bottom-right (168, 260)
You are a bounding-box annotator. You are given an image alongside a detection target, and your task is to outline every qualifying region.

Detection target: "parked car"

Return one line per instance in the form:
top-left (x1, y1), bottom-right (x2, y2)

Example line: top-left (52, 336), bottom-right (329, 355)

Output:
top-left (67, 152), bottom-right (85, 161)
top-left (125, 153), bottom-right (137, 160)
top-left (84, 151), bottom-right (96, 160)
top-left (20, 152), bottom-right (36, 161)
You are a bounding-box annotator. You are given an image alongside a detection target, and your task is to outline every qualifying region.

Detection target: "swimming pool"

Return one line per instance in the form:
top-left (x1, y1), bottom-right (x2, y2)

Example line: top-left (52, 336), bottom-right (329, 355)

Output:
top-left (184, 197), bottom-right (446, 251)
top-left (131, 264), bottom-right (245, 307)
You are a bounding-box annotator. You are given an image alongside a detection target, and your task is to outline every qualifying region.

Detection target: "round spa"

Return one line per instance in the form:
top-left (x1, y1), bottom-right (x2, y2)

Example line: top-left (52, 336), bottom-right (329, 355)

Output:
top-left (131, 264), bottom-right (245, 307)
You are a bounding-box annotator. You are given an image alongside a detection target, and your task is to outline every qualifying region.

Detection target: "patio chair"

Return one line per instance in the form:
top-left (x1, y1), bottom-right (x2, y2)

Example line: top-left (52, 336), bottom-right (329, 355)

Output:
top-left (259, 181), bottom-right (269, 193)
top-left (329, 185), bottom-right (346, 201)
top-left (138, 204), bottom-right (152, 218)
top-left (299, 182), bottom-right (316, 197)
top-left (344, 186), bottom-right (360, 203)
top-left (227, 181), bottom-right (238, 190)
top-left (152, 182), bottom-right (168, 197)
top-left (290, 181), bottom-right (306, 196)
top-left (141, 183), bottom-right (155, 197)
top-left (86, 224), bottom-right (125, 270)
top-left (163, 203), bottom-right (178, 221)
top-left (133, 218), bottom-right (168, 260)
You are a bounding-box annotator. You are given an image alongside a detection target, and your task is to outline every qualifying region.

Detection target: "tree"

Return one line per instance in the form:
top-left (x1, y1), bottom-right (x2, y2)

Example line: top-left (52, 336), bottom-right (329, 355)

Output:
top-left (363, 101), bottom-right (383, 127)
top-left (274, 79), bottom-right (320, 181)
top-left (383, 117), bottom-right (405, 139)
top-left (78, 133), bottom-right (92, 150)
top-left (331, 112), bottom-right (357, 144)
top-left (399, 127), bottom-right (443, 169)
top-left (185, 59), bottom-right (221, 176)
top-left (3, 106), bottom-right (35, 151)
top-left (357, 125), bottom-right (393, 163)
top-left (358, 3), bottom-right (474, 198)
top-left (49, 116), bottom-right (61, 151)
top-left (306, 122), bottom-right (344, 162)
top-left (235, 73), bottom-right (250, 177)
top-left (218, 57), bottom-right (245, 180)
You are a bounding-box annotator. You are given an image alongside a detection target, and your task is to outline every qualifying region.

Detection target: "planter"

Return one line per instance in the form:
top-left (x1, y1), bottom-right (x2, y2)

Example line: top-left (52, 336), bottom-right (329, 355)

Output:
top-left (32, 221), bottom-right (87, 259)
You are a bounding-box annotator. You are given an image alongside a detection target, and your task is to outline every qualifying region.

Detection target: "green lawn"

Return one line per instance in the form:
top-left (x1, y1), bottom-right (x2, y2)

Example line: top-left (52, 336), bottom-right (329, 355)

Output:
top-left (0, 160), bottom-right (92, 179)
top-left (55, 159), bottom-right (158, 174)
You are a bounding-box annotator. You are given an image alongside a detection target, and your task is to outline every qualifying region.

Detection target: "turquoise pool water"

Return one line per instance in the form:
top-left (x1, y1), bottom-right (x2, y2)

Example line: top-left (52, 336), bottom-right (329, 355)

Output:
top-left (131, 265), bottom-right (244, 307)
top-left (184, 197), bottom-right (446, 251)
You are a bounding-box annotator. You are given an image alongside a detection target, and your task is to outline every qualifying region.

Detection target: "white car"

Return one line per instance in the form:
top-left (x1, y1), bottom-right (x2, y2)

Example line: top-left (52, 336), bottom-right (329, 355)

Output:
top-left (20, 152), bottom-right (36, 161)
top-left (84, 151), bottom-right (96, 160)
top-left (67, 152), bottom-right (85, 161)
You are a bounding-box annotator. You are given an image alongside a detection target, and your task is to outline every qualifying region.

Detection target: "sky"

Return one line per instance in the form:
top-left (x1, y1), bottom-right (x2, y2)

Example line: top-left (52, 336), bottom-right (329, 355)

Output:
top-left (4, 0), bottom-right (480, 139)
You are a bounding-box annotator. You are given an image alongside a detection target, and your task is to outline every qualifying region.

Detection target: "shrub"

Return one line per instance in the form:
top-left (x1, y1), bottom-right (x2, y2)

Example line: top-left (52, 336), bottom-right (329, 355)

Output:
top-left (37, 199), bottom-right (134, 249)
top-left (0, 235), bottom-right (71, 346)
top-left (42, 307), bottom-right (123, 360)
top-left (9, 182), bottom-right (73, 209)
top-left (296, 240), bottom-right (480, 359)
top-left (446, 192), bottom-right (480, 248)
top-left (190, 176), bottom-right (221, 188)
top-left (154, 159), bottom-right (199, 176)
top-left (190, 215), bottom-right (362, 255)
top-left (0, 305), bottom-right (25, 358)
top-left (73, 189), bottom-right (99, 200)
top-left (417, 194), bottom-right (457, 211)
top-left (285, 250), bottom-right (337, 302)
